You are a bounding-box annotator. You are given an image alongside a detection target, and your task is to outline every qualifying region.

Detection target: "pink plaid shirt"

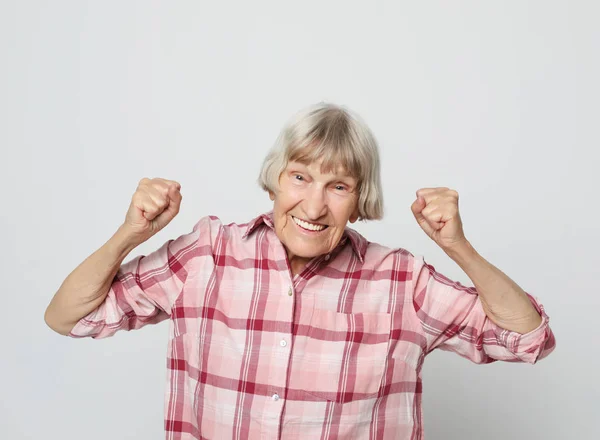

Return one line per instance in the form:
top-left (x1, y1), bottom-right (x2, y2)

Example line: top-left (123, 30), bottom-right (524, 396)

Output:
top-left (69, 212), bottom-right (556, 439)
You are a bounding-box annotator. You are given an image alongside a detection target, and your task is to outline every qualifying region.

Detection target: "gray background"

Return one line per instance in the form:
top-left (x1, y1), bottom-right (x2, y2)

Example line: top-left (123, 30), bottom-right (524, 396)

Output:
top-left (1, 1), bottom-right (598, 439)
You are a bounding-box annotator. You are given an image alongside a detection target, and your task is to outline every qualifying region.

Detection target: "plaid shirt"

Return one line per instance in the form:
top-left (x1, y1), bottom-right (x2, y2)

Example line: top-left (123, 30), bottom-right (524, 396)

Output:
top-left (69, 212), bottom-right (556, 439)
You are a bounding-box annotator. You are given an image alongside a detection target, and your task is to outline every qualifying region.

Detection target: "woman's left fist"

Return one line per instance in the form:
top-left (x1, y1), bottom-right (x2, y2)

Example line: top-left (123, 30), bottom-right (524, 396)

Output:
top-left (411, 187), bottom-right (467, 251)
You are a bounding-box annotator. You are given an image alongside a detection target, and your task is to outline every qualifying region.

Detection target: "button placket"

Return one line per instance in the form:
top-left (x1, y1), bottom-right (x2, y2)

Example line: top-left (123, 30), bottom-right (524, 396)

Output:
top-left (268, 282), bottom-right (293, 410)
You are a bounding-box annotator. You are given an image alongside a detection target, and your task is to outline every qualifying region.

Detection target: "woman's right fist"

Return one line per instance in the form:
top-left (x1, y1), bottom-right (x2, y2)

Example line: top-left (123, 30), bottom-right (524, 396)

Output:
top-left (122, 178), bottom-right (182, 244)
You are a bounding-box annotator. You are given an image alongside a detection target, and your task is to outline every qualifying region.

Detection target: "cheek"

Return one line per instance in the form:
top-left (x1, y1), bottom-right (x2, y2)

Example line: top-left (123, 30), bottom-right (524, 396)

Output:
top-left (331, 201), bottom-right (355, 223)
top-left (286, 184), bottom-right (303, 198)
top-left (279, 189), bottom-right (302, 209)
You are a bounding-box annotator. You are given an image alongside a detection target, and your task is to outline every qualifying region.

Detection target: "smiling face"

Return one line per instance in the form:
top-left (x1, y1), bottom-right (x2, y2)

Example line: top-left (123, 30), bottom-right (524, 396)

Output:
top-left (270, 159), bottom-right (360, 274)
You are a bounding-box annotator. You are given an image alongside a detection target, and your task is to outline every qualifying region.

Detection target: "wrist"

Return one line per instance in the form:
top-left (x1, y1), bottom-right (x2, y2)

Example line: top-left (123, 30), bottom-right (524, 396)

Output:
top-left (110, 225), bottom-right (144, 258)
top-left (443, 239), bottom-right (477, 261)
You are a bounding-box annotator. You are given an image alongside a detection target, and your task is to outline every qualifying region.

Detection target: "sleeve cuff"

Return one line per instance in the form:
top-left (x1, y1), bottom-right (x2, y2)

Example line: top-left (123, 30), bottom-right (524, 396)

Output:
top-left (492, 293), bottom-right (554, 364)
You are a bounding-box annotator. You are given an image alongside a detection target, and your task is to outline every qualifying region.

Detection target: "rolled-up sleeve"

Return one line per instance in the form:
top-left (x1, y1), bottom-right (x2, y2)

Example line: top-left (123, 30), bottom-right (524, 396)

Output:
top-left (68, 217), bottom-right (211, 339)
top-left (412, 256), bottom-right (556, 365)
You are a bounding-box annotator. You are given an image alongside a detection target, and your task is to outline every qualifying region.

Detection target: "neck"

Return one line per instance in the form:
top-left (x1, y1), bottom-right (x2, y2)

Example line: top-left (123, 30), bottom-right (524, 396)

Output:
top-left (287, 251), bottom-right (311, 277)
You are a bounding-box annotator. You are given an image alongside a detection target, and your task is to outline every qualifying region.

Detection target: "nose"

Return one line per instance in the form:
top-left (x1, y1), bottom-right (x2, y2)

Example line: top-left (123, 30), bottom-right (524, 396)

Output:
top-left (304, 185), bottom-right (328, 220)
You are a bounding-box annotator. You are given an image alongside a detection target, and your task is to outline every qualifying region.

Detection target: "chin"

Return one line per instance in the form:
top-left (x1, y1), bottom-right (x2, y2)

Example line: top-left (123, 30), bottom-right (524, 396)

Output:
top-left (288, 244), bottom-right (324, 259)
top-left (293, 249), bottom-right (321, 259)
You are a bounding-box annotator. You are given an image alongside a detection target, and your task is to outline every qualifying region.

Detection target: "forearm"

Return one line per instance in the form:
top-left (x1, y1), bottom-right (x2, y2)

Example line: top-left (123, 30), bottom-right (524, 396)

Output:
top-left (44, 226), bottom-right (140, 335)
top-left (445, 240), bottom-right (543, 334)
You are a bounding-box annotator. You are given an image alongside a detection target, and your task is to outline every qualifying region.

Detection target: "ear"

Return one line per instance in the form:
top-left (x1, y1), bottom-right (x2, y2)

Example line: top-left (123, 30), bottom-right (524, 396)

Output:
top-left (268, 190), bottom-right (275, 201)
top-left (349, 206), bottom-right (359, 223)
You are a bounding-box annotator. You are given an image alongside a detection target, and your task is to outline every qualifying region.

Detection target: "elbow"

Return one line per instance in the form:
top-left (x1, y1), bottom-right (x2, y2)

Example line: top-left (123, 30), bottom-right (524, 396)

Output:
top-left (44, 306), bottom-right (74, 336)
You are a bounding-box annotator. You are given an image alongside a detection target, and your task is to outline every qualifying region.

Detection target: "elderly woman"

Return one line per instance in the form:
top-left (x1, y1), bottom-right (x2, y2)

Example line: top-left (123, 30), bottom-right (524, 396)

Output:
top-left (45, 103), bottom-right (555, 439)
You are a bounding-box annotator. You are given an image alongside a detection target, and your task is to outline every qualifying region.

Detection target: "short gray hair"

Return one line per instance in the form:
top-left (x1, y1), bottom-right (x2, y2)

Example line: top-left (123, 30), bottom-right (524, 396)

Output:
top-left (258, 102), bottom-right (383, 220)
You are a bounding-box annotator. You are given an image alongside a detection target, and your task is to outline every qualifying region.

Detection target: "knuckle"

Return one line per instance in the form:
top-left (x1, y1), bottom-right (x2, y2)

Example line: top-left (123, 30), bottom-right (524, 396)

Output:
top-left (132, 192), bottom-right (143, 204)
top-left (158, 178), bottom-right (171, 188)
top-left (153, 181), bottom-right (170, 195)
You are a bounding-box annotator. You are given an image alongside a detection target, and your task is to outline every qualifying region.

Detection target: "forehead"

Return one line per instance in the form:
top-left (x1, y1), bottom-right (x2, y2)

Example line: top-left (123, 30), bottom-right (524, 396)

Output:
top-left (287, 142), bottom-right (361, 180)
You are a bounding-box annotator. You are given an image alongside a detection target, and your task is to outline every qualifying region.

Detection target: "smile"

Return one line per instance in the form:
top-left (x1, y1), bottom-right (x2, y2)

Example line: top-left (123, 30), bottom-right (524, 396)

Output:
top-left (292, 216), bottom-right (328, 232)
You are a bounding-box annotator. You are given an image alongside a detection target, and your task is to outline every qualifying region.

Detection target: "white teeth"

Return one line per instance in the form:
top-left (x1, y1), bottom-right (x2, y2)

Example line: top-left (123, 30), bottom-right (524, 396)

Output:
top-left (292, 216), bottom-right (326, 231)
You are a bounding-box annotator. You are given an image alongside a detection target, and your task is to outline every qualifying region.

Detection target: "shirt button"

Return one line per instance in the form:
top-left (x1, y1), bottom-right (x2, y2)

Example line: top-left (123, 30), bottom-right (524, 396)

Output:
top-left (324, 254), bottom-right (330, 261)
top-left (280, 339), bottom-right (287, 347)
top-left (272, 393), bottom-right (280, 401)
top-left (288, 287), bottom-right (293, 296)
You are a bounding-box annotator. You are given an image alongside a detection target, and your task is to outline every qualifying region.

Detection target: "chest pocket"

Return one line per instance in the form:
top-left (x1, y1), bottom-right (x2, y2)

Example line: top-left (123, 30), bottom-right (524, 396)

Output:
top-left (290, 308), bottom-right (391, 404)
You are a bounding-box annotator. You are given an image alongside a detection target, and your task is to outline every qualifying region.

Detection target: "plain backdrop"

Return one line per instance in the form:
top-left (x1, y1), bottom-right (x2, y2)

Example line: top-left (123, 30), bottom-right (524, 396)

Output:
top-left (1, 1), bottom-right (598, 439)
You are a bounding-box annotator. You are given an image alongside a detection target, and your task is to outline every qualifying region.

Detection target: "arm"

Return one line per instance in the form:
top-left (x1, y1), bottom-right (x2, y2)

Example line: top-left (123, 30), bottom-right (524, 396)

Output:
top-left (44, 177), bottom-right (182, 336)
top-left (410, 188), bottom-right (555, 363)
top-left (44, 226), bottom-right (139, 335)
top-left (445, 240), bottom-right (542, 334)
top-left (412, 255), bottom-right (555, 364)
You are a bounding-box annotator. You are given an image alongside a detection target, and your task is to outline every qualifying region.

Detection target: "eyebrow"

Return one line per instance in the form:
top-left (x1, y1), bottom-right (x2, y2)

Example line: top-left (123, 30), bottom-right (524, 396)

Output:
top-left (289, 164), bottom-right (356, 185)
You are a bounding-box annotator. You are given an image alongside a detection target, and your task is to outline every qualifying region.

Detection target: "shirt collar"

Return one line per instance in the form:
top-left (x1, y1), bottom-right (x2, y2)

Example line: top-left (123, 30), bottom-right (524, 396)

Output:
top-left (243, 211), bottom-right (367, 263)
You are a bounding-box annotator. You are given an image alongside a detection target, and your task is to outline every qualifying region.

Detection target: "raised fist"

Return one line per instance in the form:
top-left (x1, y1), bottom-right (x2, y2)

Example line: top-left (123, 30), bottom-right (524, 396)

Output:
top-left (122, 177), bottom-right (182, 244)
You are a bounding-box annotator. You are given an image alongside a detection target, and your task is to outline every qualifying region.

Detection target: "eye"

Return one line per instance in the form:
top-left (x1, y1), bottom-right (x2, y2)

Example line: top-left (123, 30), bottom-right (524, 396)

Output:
top-left (334, 185), bottom-right (347, 191)
top-left (294, 174), bottom-right (304, 181)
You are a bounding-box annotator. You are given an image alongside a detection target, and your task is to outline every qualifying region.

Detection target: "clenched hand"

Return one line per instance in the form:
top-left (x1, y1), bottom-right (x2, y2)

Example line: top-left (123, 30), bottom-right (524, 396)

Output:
top-left (122, 177), bottom-right (182, 245)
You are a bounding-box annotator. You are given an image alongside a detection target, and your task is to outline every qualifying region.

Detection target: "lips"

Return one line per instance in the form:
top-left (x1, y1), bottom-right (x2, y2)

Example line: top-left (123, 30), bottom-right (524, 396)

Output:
top-left (291, 216), bottom-right (328, 232)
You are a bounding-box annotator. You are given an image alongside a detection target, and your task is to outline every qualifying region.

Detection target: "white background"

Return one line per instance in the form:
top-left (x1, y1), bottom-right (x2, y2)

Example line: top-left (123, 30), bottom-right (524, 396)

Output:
top-left (1, 1), bottom-right (598, 439)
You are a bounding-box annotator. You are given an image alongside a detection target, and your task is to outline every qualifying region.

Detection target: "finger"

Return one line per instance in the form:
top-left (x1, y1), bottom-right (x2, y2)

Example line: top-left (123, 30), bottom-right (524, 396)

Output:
top-left (165, 185), bottom-right (182, 212)
top-left (147, 182), bottom-right (181, 219)
top-left (422, 205), bottom-right (445, 230)
top-left (155, 178), bottom-right (181, 192)
top-left (153, 187), bottom-right (182, 227)
top-left (133, 194), bottom-right (162, 221)
top-left (417, 188), bottom-right (454, 206)
top-left (410, 197), bottom-right (424, 215)
top-left (156, 181), bottom-right (182, 203)
top-left (146, 186), bottom-right (169, 209)
top-left (167, 185), bottom-right (182, 206)
top-left (164, 186), bottom-right (182, 215)
top-left (416, 187), bottom-right (447, 198)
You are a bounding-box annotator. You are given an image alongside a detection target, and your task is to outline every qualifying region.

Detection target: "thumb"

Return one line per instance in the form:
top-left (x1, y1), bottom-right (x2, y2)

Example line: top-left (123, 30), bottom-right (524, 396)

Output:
top-left (154, 185), bottom-right (182, 228)
top-left (165, 184), bottom-right (182, 215)
top-left (411, 196), bottom-right (426, 218)
top-left (412, 197), bottom-right (434, 234)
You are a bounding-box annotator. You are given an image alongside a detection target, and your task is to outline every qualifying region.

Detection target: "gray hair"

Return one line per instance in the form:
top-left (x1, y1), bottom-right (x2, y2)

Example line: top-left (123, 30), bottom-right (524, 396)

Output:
top-left (258, 102), bottom-right (383, 221)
